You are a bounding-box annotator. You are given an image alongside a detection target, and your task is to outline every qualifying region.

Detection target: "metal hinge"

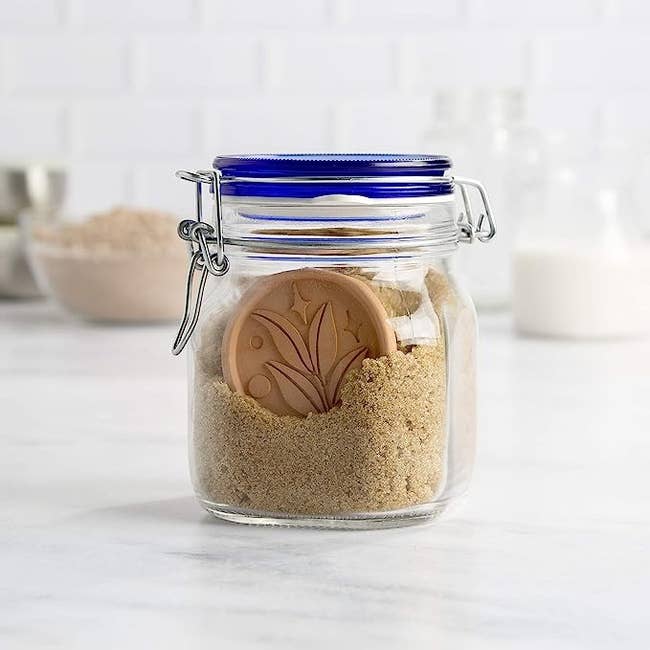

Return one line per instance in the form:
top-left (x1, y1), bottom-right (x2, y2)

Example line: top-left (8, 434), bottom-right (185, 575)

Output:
top-left (454, 176), bottom-right (496, 244)
top-left (172, 169), bottom-right (229, 355)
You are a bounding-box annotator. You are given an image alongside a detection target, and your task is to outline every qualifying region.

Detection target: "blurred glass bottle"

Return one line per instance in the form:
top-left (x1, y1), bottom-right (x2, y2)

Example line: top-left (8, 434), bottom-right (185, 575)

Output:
top-left (421, 88), bottom-right (542, 310)
top-left (420, 90), bottom-right (470, 168)
top-left (598, 107), bottom-right (650, 241)
top-left (636, 144), bottom-right (650, 238)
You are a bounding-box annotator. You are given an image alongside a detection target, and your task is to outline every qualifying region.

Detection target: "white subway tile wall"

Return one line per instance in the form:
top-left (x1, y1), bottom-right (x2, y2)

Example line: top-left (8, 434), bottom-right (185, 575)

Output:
top-left (0, 0), bottom-right (647, 215)
top-left (1, 0), bottom-right (62, 28)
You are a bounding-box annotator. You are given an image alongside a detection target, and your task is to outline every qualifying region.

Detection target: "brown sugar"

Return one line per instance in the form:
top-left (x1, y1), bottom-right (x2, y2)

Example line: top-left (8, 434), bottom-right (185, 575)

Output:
top-left (30, 206), bottom-right (187, 322)
top-left (191, 267), bottom-right (450, 516)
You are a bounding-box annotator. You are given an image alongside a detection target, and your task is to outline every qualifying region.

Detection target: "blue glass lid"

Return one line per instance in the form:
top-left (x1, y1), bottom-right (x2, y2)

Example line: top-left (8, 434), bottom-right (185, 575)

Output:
top-left (212, 154), bottom-right (454, 199)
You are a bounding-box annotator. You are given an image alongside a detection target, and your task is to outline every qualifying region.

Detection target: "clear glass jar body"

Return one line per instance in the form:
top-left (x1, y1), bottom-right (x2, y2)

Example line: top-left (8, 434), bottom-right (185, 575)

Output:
top-left (186, 194), bottom-right (478, 529)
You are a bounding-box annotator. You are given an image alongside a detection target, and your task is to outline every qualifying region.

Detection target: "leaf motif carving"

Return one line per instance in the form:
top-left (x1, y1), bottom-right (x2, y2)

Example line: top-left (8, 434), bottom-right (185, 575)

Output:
top-left (326, 346), bottom-right (368, 406)
top-left (252, 309), bottom-right (313, 373)
top-left (308, 302), bottom-right (338, 378)
top-left (265, 361), bottom-right (326, 416)
top-left (250, 300), bottom-right (369, 416)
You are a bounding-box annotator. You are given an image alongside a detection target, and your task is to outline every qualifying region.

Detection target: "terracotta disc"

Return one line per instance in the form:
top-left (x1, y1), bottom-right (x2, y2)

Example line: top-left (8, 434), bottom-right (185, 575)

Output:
top-left (221, 268), bottom-right (397, 417)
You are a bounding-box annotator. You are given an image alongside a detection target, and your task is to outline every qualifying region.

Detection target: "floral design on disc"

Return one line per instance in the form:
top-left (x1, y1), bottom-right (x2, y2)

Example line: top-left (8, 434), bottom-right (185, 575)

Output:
top-left (221, 269), bottom-right (397, 417)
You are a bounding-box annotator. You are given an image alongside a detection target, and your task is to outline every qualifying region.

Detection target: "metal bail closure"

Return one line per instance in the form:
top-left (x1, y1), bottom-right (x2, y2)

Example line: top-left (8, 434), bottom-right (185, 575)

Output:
top-left (172, 169), bottom-right (230, 356)
top-left (453, 176), bottom-right (496, 244)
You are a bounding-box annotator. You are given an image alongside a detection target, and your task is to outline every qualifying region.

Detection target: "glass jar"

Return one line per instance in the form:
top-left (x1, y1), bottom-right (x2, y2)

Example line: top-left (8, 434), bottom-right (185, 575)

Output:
top-left (172, 154), bottom-right (495, 529)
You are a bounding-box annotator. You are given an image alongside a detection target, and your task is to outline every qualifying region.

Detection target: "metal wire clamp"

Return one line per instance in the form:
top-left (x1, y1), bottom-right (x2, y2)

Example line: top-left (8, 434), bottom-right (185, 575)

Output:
top-left (172, 170), bottom-right (230, 355)
top-left (454, 177), bottom-right (496, 244)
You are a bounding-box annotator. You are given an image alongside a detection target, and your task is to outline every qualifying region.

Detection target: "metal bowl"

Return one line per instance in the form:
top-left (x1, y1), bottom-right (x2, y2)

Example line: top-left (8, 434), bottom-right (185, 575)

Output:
top-left (0, 166), bottom-right (67, 223)
top-left (0, 165), bottom-right (67, 298)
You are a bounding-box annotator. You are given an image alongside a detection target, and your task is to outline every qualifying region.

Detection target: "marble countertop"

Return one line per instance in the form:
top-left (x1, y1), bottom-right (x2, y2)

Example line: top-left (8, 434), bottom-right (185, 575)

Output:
top-left (1, 302), bottom-right (649, 649)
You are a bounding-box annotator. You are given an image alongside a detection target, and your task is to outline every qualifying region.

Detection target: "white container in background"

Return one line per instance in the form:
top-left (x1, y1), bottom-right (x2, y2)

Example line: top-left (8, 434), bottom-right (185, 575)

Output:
top-left (513, 178), bottom-right (650, 339)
